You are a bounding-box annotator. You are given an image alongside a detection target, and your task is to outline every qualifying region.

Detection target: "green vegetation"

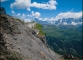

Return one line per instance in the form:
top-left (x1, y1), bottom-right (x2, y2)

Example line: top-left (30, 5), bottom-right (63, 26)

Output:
top-left (34, 23), bottom-right (45, 36)
top-left (43, 25), bottom-right (82, 58)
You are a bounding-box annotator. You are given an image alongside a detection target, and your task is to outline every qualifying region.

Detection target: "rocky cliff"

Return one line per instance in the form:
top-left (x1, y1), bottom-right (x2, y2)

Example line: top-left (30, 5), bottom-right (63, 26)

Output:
top-left (0, 13), bottom-right (60, 60)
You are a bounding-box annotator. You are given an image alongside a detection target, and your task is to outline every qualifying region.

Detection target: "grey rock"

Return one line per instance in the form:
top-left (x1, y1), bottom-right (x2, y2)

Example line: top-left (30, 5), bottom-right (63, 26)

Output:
top-left (0, 14), bottom-right (60, 60)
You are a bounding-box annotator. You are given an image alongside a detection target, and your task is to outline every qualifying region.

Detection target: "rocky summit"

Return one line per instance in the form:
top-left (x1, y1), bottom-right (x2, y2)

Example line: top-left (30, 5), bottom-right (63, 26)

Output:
top-left (0, 8), bottom-right (60, 60)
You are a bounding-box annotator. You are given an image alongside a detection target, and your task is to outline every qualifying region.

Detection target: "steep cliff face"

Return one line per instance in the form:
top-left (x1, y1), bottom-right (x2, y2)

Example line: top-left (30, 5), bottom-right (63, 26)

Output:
top-left (0, 14), bottom-right (60, 60)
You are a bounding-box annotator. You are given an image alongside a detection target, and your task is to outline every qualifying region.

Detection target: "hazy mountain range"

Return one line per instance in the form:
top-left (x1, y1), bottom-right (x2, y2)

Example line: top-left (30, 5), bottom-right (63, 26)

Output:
top-left (33, 17), bottom-right (82, 26)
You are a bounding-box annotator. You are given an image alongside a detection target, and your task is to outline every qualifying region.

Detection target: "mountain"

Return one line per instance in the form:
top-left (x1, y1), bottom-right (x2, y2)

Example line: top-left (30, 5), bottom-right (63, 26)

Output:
top-left (29, 15), bottom-right (83, 59)
top-left (34, 18), bottom-right (49, 25)
top-left (34, 18), bottom-right (82, 26)
top-left (43, 25), bottom-right (82, 58)
top-left (54, 18), bottom-right (82, 26)
top-left (0, 9), bottom-right (60, 60)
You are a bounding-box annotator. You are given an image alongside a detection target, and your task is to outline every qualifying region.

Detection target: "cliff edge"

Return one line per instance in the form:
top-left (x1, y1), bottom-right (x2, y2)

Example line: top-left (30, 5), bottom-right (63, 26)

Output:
top-left (0, 8), bottom-right (60, 60)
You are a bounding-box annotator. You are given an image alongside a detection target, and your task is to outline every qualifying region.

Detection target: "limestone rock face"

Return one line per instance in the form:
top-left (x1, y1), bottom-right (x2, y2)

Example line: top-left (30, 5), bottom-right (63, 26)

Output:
top-left (0, 7), bottom-right (6, 14)
top-left (0, 14), bottom-right (60, 60)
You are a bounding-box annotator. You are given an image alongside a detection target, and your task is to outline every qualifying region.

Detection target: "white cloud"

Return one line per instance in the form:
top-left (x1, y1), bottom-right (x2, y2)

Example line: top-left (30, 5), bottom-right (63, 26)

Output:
top-left (44, 18), bottom-right (49, 21)
top-left (11, 10), bottom-right (15, 14)
top-left (11, 9), bottom-right (82, 25)
top-left (21, 13), bottom-right (26, 18)
top-left (10, 0), bottom-right (31, 9)
top-left (34, 12), bottom-right (41, 18)
top-left (71, 22), bottom-right (82, 25)
top-left (55, 11), bottom-right (82, 21)
top-left (49, 17), bottom-right (55, 21)
top-left (43, 17), bottom-right (54, 21)
top-left (0, 0), bottom-right (8, 2)
top-left (27, 14), bottom-right (32, 17)
top-left (63, 22), bottom-right (67, 25)
top-left (24, 19), bottom-right (32, 22)
top-left (38, 18), bottom-right (42, 20)
top-left (31, 11), bottom-right (41, 18)
top-left (41, 11), bottom-right (82, 22)
top-left (31, 0), bottom-right (57, 10)
top-left (10, 0), bottom-right (57, 11)
top-left (31, 11), bottom-right (34, 16)
top-left (17, 13), bottom-right (21, 16)
top-left (27, 8), bottom-right (31, 11)
top-left (11, 11), bottom-right (31, 22)
top-left (71, 22), bottom-right (77, 25)
top-left (22, 14), bottom-right (25, 17)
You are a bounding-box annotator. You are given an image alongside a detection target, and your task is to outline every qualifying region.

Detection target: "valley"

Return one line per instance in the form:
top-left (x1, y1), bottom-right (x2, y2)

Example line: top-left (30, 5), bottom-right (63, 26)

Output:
top-left (43, 25), bottom-right (82, 59)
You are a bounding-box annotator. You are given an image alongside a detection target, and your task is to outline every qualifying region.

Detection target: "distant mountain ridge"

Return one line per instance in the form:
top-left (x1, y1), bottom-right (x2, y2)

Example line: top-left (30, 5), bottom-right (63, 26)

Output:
top-left (34, 17), bottom-right (82, 26)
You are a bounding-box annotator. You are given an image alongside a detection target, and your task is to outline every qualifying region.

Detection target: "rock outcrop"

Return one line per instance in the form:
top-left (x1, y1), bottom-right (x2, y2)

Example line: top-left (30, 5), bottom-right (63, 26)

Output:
top-left (27, 22), bottom-right (47, 46)
top-left (0, 14), bottom-right (60, 60)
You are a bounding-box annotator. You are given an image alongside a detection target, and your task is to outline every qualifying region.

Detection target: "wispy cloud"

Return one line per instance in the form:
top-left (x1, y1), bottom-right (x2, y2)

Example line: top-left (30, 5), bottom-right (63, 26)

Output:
top-left (27, 11), bottom-right (41, 18)
top-left (10, 0), bottom-right (57, 11)
top-left (11, 10), bottom-right (41, 22)
top-left (17, 13), bottom-right (21, 16)
top-left (11, 10), bottom-right (15, 14)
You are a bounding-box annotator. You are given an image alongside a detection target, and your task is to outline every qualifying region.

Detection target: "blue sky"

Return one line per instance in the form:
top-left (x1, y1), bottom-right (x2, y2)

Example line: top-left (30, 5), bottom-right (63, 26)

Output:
top-left (1, 0), bottom-right (82, 22)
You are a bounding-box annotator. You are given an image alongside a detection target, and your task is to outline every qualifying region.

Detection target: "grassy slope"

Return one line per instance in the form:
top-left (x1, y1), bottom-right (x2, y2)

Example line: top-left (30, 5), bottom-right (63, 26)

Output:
top-left (34, 23), bottom-right (45, 36)
top-left (43, 25), bottom-right (82, 58)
